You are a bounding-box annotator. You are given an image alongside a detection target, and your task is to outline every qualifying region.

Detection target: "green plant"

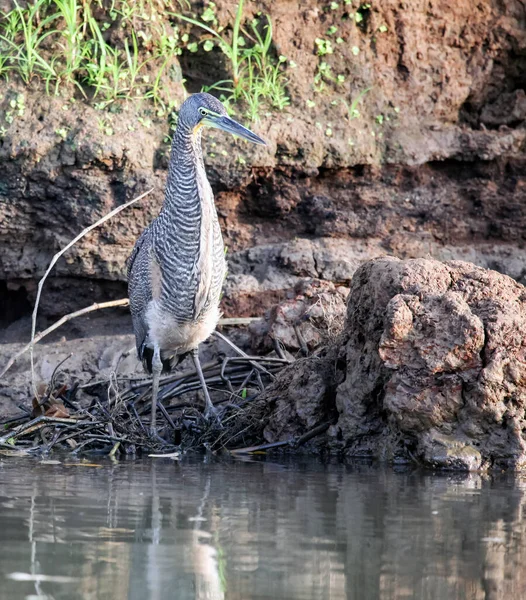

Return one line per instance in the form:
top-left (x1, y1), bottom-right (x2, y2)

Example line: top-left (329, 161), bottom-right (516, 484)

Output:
top-left (82, 9), bottom-right (112, 97)
top-left (53, 0), bottom-right (86, 85)
top-left (344, 87), bottom-right (371, 120)
top-left (82, 17), bottom-right (153, 105)
top-left (97, 117), bottom-right (113, 135)
top-left (314, 61), bottom-right (345, 92)
top-left (3, 92), bottom-right (25, 124)
top-left (312, 1), bottom-right (373, 95)
top-left (173, 0), bottom-right (289, 119)
top-left (0, 28), bottom-right (14, 78)
top-left (137, 115), bottom-right (152, 128)
top-left (155, 21), bottom-right (182, 57)
top-left (1, 0), bottom-right (58, 84)
top-left (315, 38), bottom-right (333, 56)
top-left (0, 0), bottom-right (179, 104)
top-left (0, 0), bottom-right (289, 120)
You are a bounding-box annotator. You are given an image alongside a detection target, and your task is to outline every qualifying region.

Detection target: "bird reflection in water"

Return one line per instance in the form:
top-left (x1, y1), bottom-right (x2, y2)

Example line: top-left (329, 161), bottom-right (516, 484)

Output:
top-left (8, 462), bottom-right (226, 600)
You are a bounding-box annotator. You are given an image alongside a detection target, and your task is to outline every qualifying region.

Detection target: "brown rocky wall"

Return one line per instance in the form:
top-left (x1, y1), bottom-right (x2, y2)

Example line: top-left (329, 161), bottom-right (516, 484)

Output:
top-left (1, 0), bottom-right (526, 322)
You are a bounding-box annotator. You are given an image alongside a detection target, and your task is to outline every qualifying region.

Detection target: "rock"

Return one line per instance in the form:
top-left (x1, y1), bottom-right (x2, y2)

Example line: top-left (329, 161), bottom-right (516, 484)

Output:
top-left (259, 257), bottom-right (526, 470)
top-left (249, 279), bottom-right (348, 354)
top-left (481, 90), bottom-right (526, 127)
top-left (262, 356), bottom-right (337, 444)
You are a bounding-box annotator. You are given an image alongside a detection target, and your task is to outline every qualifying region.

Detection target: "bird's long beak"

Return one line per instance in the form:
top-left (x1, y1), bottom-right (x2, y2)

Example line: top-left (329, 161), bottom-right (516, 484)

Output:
top-left (207, 115), bottom-right (267, 145)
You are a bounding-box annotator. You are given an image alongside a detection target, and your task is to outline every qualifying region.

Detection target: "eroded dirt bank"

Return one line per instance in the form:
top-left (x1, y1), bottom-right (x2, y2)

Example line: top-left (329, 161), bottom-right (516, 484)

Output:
top-left (1, 1), bottom-right (526, 457)
top-left (1, 0), bottom-right (526, 323)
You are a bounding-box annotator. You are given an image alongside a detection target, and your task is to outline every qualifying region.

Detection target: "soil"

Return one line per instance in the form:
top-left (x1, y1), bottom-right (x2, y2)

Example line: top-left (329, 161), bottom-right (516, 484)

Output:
top-left (1, 1), bottom-right (526, 457)
top-left (2, 0), bottom-right (526, 320)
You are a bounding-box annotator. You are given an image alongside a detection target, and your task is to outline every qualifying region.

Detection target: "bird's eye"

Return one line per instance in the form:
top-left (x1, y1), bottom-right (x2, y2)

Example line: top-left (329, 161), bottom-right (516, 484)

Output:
top-left (198, 107), bottom-right (207, 117)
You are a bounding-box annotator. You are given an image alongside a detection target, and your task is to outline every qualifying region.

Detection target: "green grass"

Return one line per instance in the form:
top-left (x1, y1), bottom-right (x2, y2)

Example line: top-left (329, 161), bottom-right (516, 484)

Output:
top-left (344, 87), bottom-right (371, 121)
top-left (173, 0), bottom-right (289, 120)
top-left (0, 0), bottom-right (372, 129)
top-left (0, 0), bottom-right (58, 85)
top-left (0, 0), bottom-right (161, 104)
top-left (0, 0), bottom-right (290, 120)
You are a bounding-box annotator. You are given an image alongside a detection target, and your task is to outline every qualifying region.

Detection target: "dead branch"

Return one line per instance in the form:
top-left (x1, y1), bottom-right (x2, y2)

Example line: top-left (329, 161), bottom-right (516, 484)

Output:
top-left (0, 288), bottom-right (257, 382)
top-left (0, 415), bottom-right (89, 444)
top-left (1, 312), bottom-right (292, 456)
top-left (213, 330), bottom-right (275, 378)
top-left (218, 317), bottom-right (260, 326)
top-left (30, 188), bottom-right (154, 396)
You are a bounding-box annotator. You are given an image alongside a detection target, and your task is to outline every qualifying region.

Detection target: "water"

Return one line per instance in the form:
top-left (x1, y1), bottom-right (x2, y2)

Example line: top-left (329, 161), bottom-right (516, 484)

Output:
top-left (0, 457), bottom-right (525, 600)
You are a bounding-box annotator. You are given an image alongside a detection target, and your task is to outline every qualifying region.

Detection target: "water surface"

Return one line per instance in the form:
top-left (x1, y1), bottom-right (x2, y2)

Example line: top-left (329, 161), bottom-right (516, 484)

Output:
top-left (0, 456), bottom-right (525, 600)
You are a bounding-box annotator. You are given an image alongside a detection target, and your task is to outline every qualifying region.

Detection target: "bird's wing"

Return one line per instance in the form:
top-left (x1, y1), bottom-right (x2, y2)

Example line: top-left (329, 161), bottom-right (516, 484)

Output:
top-left (126, 227), bottom-right (148, 279)
top-left (127, 228), bottom-right (153, 357)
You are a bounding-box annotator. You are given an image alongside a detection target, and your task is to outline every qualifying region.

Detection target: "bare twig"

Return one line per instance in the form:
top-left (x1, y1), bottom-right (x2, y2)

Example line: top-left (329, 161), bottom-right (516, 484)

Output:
top-left (213, 330), bottom-right (274, 378)
top-left (293, 422), bottom-right (331, 447)
top-left (230, 440), bottom-right (292, 454)
top-left (1, 311), bottom-right (293, 455)
top-left (30, 188), bottom-right (154, 396)
top-left (294, 323), bottom-right (309, 356)
top-left (273, 338), bottom-right (287, 360)
top-left (0, 416), bottom-right (89, 444)
top-left (218, 317), bottom-right (260, 326)
top-left (109, 442), bottom-right (121, 457)
top-left (149, 451), bottom-right (181, 458)
top-left (230, 422), bottom-right (331, 455)
top-left (0, 414), bottom-right (31, 426)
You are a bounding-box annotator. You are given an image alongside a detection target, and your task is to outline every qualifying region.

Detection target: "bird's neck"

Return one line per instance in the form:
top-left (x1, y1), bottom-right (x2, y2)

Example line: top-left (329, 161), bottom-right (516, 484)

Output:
top-left (161, 124), bottom-right (209, 215)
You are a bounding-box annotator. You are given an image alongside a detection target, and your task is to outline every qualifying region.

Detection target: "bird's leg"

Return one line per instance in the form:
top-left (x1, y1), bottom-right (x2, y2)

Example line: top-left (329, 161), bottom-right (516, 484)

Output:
top-left (192, 348), bottom-right (218, 420)
top-left (150, 345), bottom-right (163, 435)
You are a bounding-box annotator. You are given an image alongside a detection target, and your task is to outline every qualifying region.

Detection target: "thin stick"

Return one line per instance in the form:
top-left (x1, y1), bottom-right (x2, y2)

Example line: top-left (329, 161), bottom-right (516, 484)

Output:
top-left (218, 317), bottom-right (260, 326)
top-left (29, 188), bottom-right (154, 396)
top-left (109, 442), bottom-right (120, 457)
top-left (0, 299), bottom-right (130, 379)
top-left (293, 422), bottom-right (331, 448)
top-left (0, 295), bottom-right (254, 383)
top-left (230, 440), bottom-right (292, 454)
top-left (213, 331), bottom-right (274, 378)
top-left (0, 416), bottom-right (89, 444)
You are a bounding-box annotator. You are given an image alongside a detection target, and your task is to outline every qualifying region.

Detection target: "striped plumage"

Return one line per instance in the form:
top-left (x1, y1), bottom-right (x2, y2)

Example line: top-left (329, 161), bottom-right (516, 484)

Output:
top-left (127, 93), bottom-right (265, 432)
top-left (128, 97), bottom-right (226, 371)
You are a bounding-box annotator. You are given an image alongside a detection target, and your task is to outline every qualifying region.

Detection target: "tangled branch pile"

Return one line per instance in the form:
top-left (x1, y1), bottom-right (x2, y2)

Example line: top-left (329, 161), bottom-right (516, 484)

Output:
top-left (0, 350), bottom-right (289, 456)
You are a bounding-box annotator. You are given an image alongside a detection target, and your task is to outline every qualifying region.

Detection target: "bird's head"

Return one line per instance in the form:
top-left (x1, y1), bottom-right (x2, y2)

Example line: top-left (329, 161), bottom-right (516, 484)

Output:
top-left (178, 92), bottom-right (266, 145)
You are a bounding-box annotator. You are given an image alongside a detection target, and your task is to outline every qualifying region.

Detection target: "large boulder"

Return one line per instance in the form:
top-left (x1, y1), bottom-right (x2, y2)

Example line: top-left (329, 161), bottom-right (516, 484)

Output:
top-left (261, 257), bottom-right (526, 470)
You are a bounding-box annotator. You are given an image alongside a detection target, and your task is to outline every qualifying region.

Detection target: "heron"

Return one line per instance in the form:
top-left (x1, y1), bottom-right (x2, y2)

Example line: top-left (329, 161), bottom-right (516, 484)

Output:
top-left (127, 92), bottom-right (266, 435)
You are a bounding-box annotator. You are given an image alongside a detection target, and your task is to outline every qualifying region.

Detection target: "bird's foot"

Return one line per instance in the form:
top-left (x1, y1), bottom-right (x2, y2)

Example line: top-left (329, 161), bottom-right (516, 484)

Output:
top-left (204, 404), bottom-right (223, 428)
top-left (149, 427), bottom-right (170, 446)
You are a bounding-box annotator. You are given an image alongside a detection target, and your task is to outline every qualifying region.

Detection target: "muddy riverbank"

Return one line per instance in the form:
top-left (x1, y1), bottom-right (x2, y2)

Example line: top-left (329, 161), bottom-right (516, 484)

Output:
top-left (1, 1), bottom-right (526, 468)
top-left (2, 256), bottom-right (526, 471)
